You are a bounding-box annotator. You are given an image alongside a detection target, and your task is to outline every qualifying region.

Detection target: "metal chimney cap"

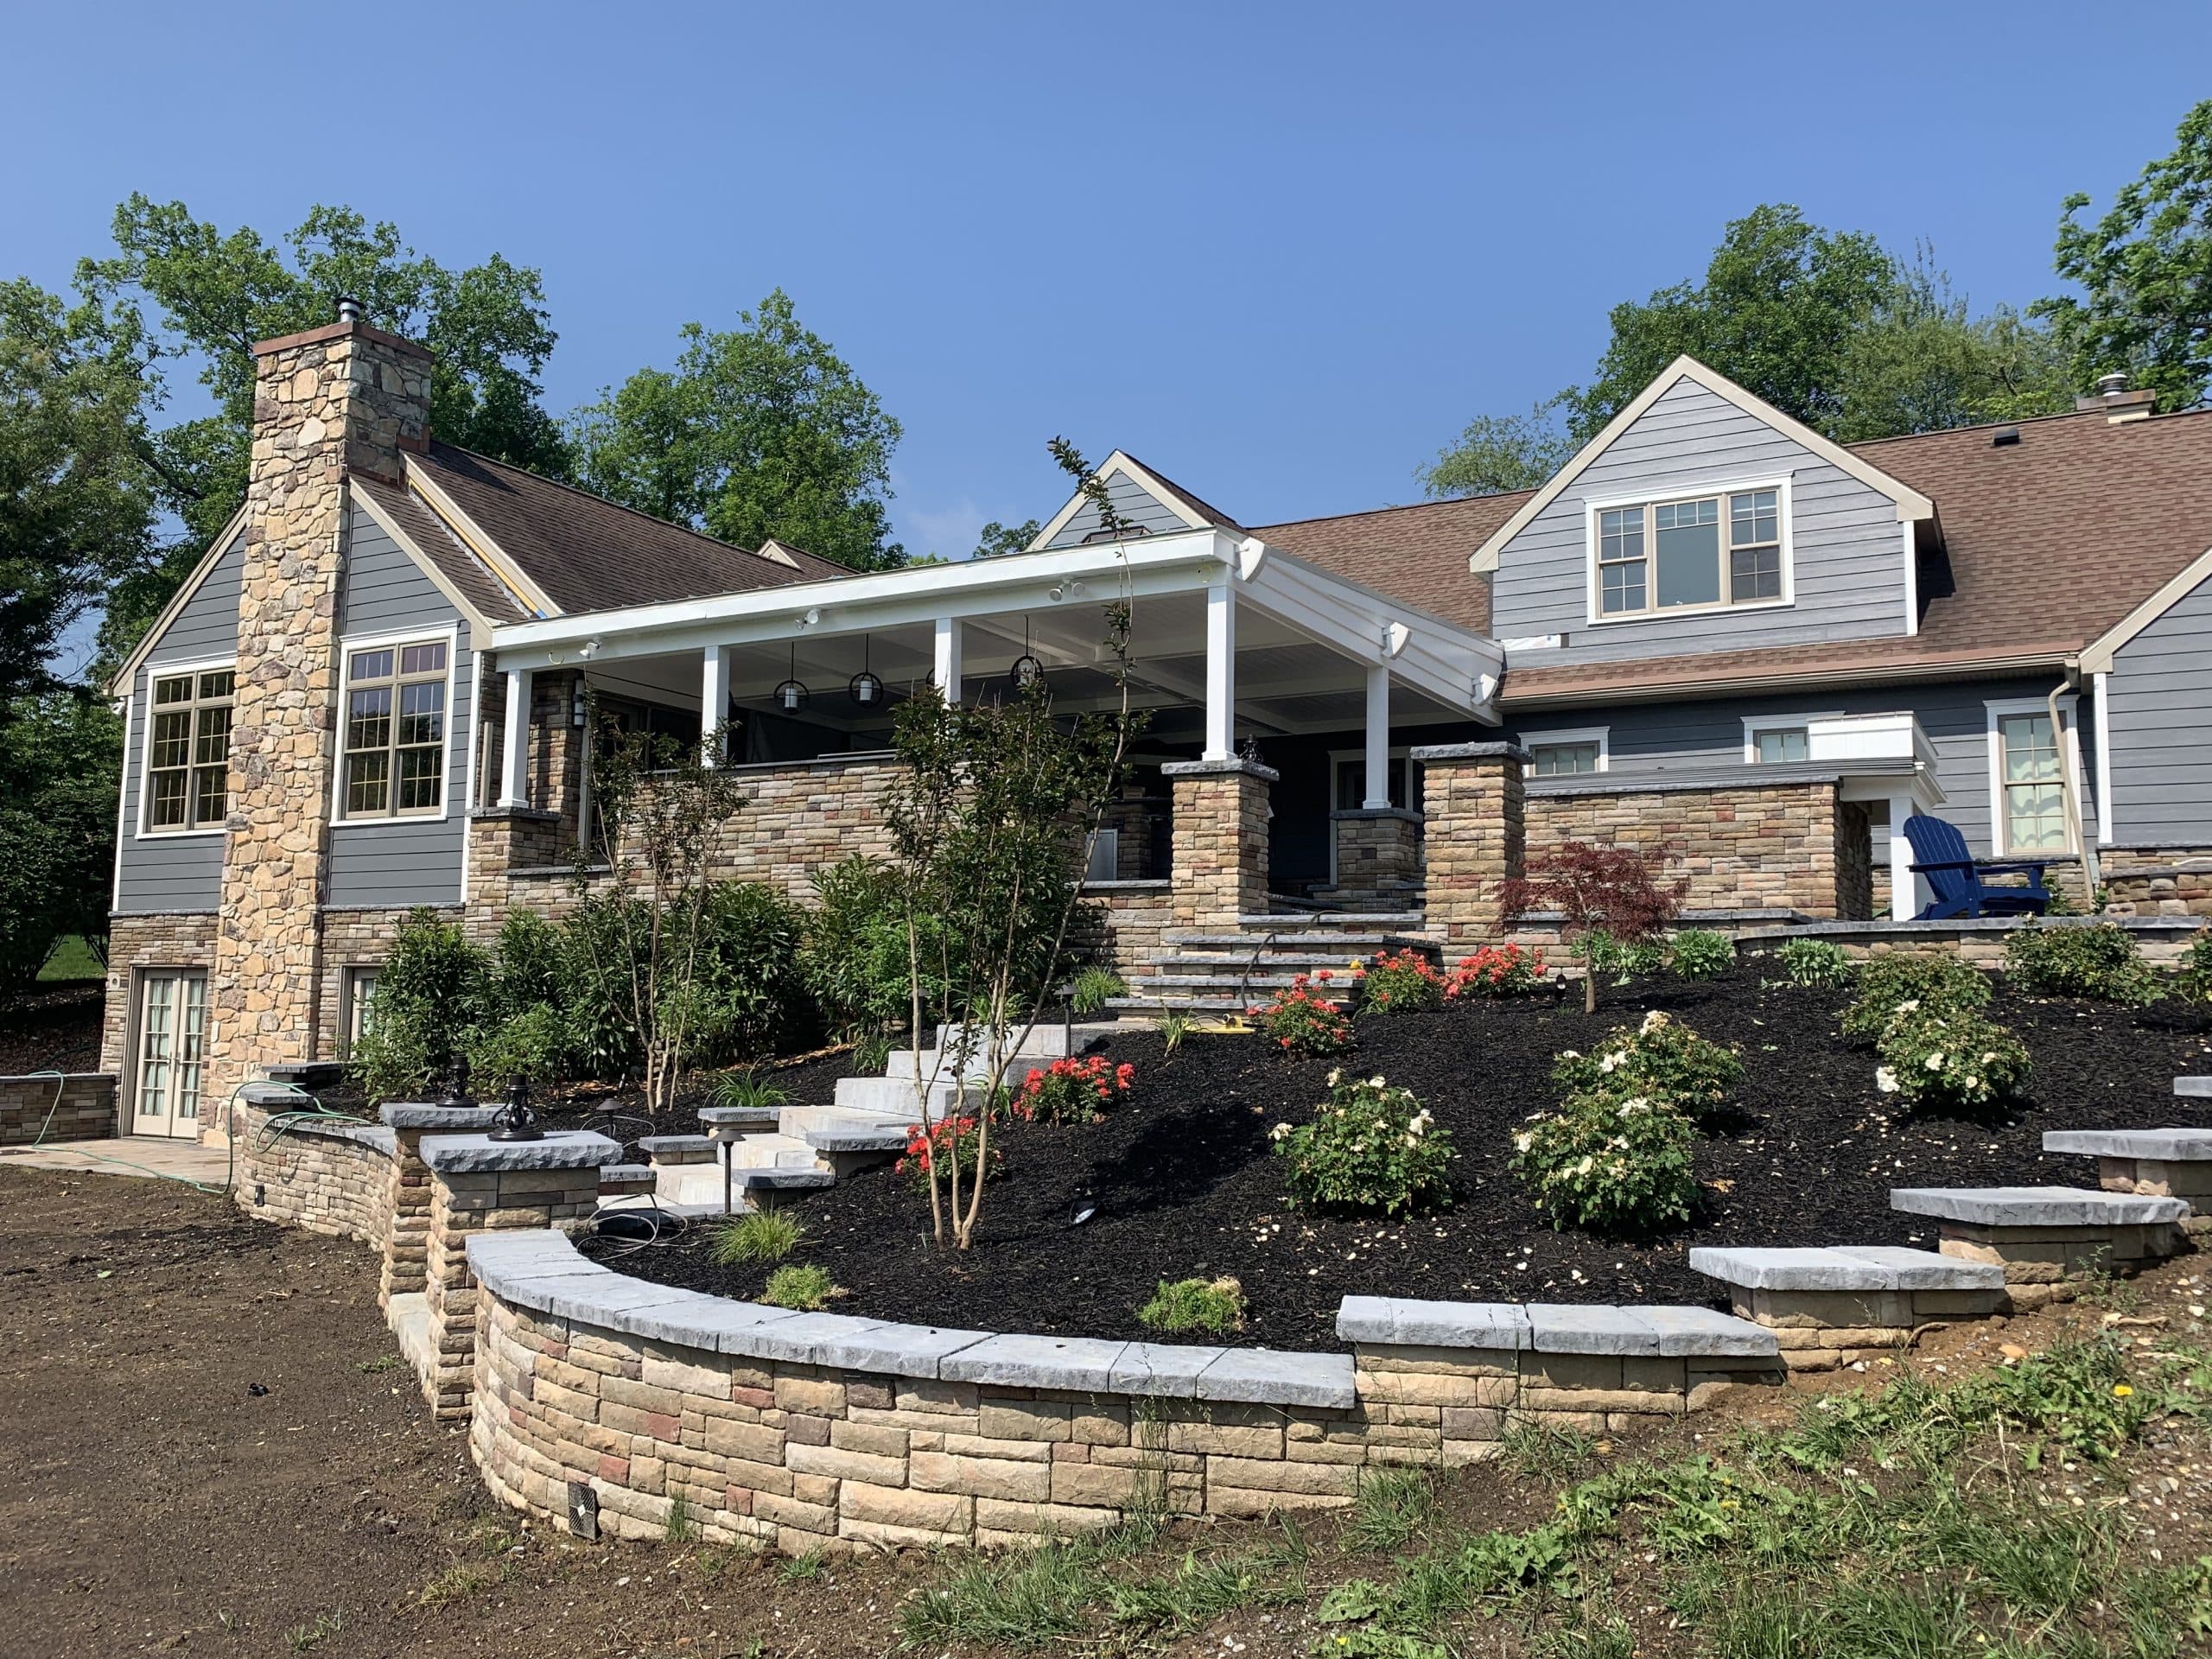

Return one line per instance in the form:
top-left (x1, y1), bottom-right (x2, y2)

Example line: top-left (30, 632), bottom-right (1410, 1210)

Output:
top-left (2097, 371), bottom-right (2130, 397)
top-left (335, 296), bottom-right (364, 324)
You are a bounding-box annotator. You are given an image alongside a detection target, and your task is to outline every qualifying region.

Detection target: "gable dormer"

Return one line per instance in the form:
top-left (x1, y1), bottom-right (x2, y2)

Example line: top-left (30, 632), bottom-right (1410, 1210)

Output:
top-left (1030, 451), bottom-right (1243, 549)
top-left (1471, 359), bottom-right (1934, 666)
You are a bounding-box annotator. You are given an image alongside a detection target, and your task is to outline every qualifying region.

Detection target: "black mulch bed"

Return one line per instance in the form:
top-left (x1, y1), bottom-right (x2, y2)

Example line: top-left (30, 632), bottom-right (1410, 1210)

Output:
top-left (592, 966), bottom-right (2212, 1353)
top-left (536, 1047), bottom-right (860, 1162)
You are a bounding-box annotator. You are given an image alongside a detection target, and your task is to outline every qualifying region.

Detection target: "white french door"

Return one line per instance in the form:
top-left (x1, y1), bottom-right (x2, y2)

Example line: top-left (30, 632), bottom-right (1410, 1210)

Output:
top-left (133, 970), bottom-right (207, 1139)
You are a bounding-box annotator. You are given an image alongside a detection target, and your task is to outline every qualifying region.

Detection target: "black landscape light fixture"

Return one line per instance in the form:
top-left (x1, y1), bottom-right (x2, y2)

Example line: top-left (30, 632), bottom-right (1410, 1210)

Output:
top-left (849, 635), bottom-right (884, 709)
top-left (486, 1074), bottom-right (543, 1142)
top-left (773, 642), bottom-right (810, 714)
top-left (435, 1053), bottom-right (475, 1109)
top-left (1008, 619), bottom-right (1045, 692)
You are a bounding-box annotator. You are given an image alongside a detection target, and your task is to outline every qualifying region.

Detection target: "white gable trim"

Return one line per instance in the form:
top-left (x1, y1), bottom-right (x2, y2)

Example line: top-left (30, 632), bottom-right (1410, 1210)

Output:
top-left (402, 461), bottom-right (561, 619)
top-left (2080, 540), bottom-right (2212, 673)
top-left (349, 484), bottom-right (499, 646)
top-left (1466, 357), bottom-right (1936, 575)
top-left (1025, 450), bottom-right (1217, 550)
top-left (106, 505), bottom-right (251, 696)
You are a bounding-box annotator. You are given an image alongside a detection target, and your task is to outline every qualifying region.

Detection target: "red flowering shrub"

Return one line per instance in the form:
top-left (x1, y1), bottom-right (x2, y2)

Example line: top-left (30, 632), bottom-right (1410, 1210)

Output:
top-left (1250, 974), bottom-right (1355, 1055)
top-left (1443, 944), bottom-right (1549, 998)
top-left (896, 1116), bottom-right (1002, 1186)
top-left (1351, 948), bottom-right (1444, 1014)
top-left (1012, 1055), bottom-right (1136, 1124)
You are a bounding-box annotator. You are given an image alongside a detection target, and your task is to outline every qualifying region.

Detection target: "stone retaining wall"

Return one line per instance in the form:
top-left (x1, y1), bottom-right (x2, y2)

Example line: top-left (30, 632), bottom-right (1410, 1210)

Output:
top-left (231, 1096), bottom-right (396, 1244)
top-left (2101, 848), bottom-right (2212, 920)
top-left (1071, 880), bottom-right (1173, 975)
top-left (1736, 915), bottom-right (2207, 966)
top-left (0, 1073), bottom-right (117, 1146)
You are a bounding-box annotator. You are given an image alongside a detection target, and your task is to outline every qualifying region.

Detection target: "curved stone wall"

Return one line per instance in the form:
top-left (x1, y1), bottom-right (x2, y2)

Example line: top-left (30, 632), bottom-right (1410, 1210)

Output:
top-left (232, 1098), bottom-right (396, 1243)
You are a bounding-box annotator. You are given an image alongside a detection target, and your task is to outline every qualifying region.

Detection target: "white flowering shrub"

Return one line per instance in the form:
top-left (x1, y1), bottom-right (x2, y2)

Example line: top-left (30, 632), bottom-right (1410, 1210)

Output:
top-left (1510, 1090), bottom-right (1698, 1235)
top-left (1840, 954), bottom-right (1990, 1040)
top-left (1551, 1009), bottom-right (1743, 1125)
top-left (1873, 1006), bottom-right (2031, 1114)
top-left (1270, 1071), bottom-right (1454, 1216)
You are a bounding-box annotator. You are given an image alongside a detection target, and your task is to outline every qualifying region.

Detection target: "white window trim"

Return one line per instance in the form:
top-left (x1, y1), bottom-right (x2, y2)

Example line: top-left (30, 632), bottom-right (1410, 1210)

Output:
top-left (1519, 725), bottom-right (1611, 775)
top-left (1740, 710), bottom-right (1842, 764)
top-left (330, 623), bottom-right (462, 828)
top-left (1583, 474), bottom-right (1796, 627)
top-left (1985, 694), bottom-right (2083, 856)
top-left (132, 654), bottom-right (237, 842)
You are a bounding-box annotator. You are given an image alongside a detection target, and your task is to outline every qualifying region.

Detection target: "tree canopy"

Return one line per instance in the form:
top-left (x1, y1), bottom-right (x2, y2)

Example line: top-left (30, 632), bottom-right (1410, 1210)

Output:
top-left (569, 291), bottom-right (906, 573)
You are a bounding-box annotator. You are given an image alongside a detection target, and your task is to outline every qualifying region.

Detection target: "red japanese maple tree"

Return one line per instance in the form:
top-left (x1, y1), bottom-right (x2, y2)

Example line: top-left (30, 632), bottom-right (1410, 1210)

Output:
top-left (1499, 841), bottom-right (1687, 1012)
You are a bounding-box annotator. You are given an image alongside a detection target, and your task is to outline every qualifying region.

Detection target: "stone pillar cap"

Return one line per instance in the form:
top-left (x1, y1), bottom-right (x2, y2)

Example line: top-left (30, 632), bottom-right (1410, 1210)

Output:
top-left (1160, 756), bottom-right (1281, 783)
top-left (1409, 741), bottom-right (1532, 765)
top-left (419, 1129), bottom-right (623, 1173)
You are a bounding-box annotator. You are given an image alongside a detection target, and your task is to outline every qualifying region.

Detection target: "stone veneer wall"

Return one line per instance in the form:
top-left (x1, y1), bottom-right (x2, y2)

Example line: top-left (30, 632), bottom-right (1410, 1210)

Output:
top-left (703, 754), bottom-right (903, 904)
top-left (0, 1074), bottom-right (118, 1146)
top-left (1735, 915), bottom-right (2207, 966)
top-left (1164, 759), bottom-right (1275, 929)
top-left (1070, 881), bottom-right (1174, 975)
top-left (1321, 810), bottom-right (1423, 912)
top-left (2100, 849), bottom-right (2212, 920)
top-left (319, 906), bottom-right (461, 1052)
top-left (99, 912), bottom-right (218, 1077)
top-left (1415, 744), bottom-right (1527, 948)
top-left (232, 1096), bottom-right (397, 1243)
top-left (1525, 779), bottom-right (1859, 919)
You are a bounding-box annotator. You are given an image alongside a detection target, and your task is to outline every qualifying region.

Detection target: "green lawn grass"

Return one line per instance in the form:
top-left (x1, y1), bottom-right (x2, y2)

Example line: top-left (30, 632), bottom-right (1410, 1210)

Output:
top-left (36, 935), bottom-right (105, 983)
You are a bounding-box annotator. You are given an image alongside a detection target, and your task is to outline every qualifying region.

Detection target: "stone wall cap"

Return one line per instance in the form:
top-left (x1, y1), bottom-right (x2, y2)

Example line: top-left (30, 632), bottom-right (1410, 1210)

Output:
top-left (2177, 1077), bottom-right (2212, 1099)
top-left (251, 316), bottom-right (435, 359)
top-left (1891, 1185), bottom-right (2190, 1226)
top-left (468, 806), bottom-right (563, 823)
top-left (419, 1130), bottom-right (622, 1173)
top-left (0, 1071), bottom-right (116, 1085)
top-left (598, 1163), bottom-right (654, 1183)
top-left (2045, 1128), bottom-right (2212, 1161)
top-left (698, 1106), bottom-right (781, 1126)
top-left (1107, 1342), bottom-right (1229, 1399)
top-left (638, 1134), bottom-right (715, 1154)
top-left (1409, 741), bottom-right (1532, 764)
top-left (1525, 1303), bottom-right (1777, 1358)
top-left (1689, 1244), bottom-right (2004, 1293)
top-left (1160, 757), bottom-right (1281, 783)
top-left (1338, 1296), bottom-right (1533, 1350)
top-left (940, 1333), bottom-right (1131, 1392)
top-left (1740, 918), bottom-right (2206, 940)
top-left (380, 1103), bottom-right (503, 1131)
top-left (1193, 1347), bottom-right (1357, 1408)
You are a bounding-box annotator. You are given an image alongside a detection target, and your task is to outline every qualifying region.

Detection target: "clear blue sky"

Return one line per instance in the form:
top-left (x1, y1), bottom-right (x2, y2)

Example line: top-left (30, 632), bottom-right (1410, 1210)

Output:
top-left (9, 1), bottom-right (2210, 570)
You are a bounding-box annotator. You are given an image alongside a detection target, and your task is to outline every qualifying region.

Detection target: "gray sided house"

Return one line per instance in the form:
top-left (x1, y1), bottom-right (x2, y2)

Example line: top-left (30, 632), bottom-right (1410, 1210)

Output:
top-left (99, 317), bottom-right (2212, 1146)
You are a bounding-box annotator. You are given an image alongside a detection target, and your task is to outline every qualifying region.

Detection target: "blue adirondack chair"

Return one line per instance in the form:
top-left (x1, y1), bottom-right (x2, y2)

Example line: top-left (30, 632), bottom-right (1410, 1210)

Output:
top-left (1903, 811), bottom-right (2057, 920)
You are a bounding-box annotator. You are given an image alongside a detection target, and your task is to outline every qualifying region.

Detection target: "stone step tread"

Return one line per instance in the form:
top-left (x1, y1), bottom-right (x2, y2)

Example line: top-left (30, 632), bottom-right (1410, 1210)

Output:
top-left (1891, 1185), bottom-right (2192, 1226)
top-left (1338, 1297), bottom-right (1778, 1358)
top-left (1234, 912), bottom-right (1427, 928)
top-left (1166, 931), bottom-right (1437, 950)
top-left (1688, 1244), bottom-right (2005, 1294)
top-left (1127, 973), bottom-right (1343, 990)
top-left (795, 1116), bottom-right (914, 1153)
top-left (884, 1051), bottom-right (1034, 1084)
top-left (2177, 1077), bottom-right (2212, 1098)
top-left (2045, 1128), bottom-right (2212, 1161)
top-left (638, 1134), bottom-right (715, 1157)
top-left (697, 1106), bottom-right (783, 1127)
top-left (937, 1023), bottom-right (1077, 1058)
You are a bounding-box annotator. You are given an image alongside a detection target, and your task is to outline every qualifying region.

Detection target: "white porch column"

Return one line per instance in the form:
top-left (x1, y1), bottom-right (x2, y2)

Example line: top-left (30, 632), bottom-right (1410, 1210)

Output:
top-left (1887, 791), bottom-right (1920, 920)
top-left (1363, 663), bottom-right (1392, 808)
top-left (932, 617), bottom-right (963, 705)
top-left (498, 667), bottom-right (532, 809)
top-left (700, 644), bottom-right (731, 765)
top-left (1204, 577), bottom-right (1236, 762)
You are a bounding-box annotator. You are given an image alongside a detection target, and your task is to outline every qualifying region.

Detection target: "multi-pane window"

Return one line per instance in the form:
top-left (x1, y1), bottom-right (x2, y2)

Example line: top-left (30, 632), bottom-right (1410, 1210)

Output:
top-left (1333, 757), bottom-right (1414, 811)
top-left (1998, 712), bottom-right (2068, 852)
top-left (1531, 741), bottom-right (1601, 777)
top-left (1595, 488), bottom-right (1784, 617)
top-left (342, 640), bottom-right (448, 818)
top-left (143, 668), bottom-right (234, 831)
top-left (1751, 726), bottom-right (1809, 764)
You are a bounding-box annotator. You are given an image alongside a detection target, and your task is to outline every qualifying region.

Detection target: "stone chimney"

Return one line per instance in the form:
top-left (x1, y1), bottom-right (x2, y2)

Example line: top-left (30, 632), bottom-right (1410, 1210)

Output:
top-left (2075, 371), bottom-right (2158, 424)
top-left (205, 306), bottom-right (435, 1129)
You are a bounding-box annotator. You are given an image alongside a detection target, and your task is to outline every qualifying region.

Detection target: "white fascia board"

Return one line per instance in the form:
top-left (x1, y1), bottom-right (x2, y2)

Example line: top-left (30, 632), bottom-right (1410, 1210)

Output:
top-left (2081, 540), bottom-right (2212, 673)
top-left (108, 505), bottom-right (251, 695)
top-left (488, 531), bottom-right (1236, 670)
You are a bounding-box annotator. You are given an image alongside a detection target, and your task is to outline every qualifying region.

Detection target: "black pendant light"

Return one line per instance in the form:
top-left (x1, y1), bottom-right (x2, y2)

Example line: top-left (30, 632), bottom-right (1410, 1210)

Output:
top-left (1008, 619), bottom-right (1045, 692)
top-left (773, 642), bottom-right (810, 713)
top-left (849, 635), bottom-right (884, 709)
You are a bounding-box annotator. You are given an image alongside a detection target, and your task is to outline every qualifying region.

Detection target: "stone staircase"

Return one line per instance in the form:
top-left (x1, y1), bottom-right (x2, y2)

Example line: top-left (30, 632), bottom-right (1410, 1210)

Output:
top-left (1109, 912), bottom-right (1441, 1015)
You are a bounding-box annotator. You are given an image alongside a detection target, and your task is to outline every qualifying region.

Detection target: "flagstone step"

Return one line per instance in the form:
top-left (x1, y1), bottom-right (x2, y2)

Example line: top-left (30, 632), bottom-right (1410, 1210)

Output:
top-left (884, 1049), bottom-right (1034, 1086)
top-left (1688, 1244), bottom-right (2005, 1293)
top-left (638, 1134), bottom-right (717, 1166)
top-left (2044, 1128), bottom-right (2212, 1204)
top-left (832, 1076), bottom-right (986, 1116)
top-left (1890, 1185), bottom-right (2192, 1227)
top-left (1890, 1184), bottom-right (2192, 1306)
top-left (791, 1113), bottom-right (913, 1154)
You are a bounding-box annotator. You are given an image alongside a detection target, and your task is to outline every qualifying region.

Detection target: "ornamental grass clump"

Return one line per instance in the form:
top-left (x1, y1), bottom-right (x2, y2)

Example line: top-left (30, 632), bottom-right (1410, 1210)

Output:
top-left (1510, 1090), bottom-right (1698, 1236)
top-left (1442, 944), bottom-right (1548, 998)
top-left (1840, 953), bottom-right (1992, 1040)
top-left (1270, 1071), bottom-right (1453, 1215)
top-left (1874, 1006), bottom-right (2031, 1115)
top-left (1552, 1009), bottom-right (1742, 1126)
top-left (1138, 1275), bottom-right (1247, 1334)
top-left (1250, 974), bottom-right (1355, 1055)
top-left (1010, 1054), bottom-right (1135, 1124)
top-left (2003, 919), bottom-right (2164, 1004)
top-left (1351, 949), bottom-right (1444, 1014)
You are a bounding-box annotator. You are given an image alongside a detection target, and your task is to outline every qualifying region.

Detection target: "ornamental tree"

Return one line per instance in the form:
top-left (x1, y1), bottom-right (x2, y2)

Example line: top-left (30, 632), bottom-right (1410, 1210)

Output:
top-left (1499, 840), bottom-right (1685, 1013)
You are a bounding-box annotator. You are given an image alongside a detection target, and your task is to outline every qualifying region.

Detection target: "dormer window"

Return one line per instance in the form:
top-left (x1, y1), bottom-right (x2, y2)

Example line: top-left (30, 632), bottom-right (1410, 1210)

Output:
top-left (1589, 481), bottom-right (1789, 620)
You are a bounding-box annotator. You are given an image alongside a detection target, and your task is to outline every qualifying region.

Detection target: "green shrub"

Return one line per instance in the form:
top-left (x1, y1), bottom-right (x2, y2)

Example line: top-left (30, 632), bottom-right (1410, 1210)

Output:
top-left (1840, 954), bottom-right (1991, 1040)
top-left (1667, 929), bottom-right (1737, 980)
top-left (2174, 936), bottom-right (2212, 1008)
top-left (1875, 1006), bottom-right (2032, 1114)
top-left (1271, 1071), bottom-right (1453, 1216)
top-left (799, 855), bottom-right (919, 1043)
top-left (709, 1210), bottom-right (805, 1266)
top-left (1250, 976), bottom-right (1356, 1055)
top-left (709, 1066), bottom-right (791, 1112)
top-left (1069, 966), bottom-right (1128, 1015)
top-left (1137, 1275), bottom-right (1246, 1334)
top-left (1352, 949), bottom-right (1445, 1014)
top-left (1510, 1090), bottom-right (1698, 1234)
top-left (1583, 930), bottom-right (1666, 980)
top-left (2003, 920), bottom-right (2163, 1004)
top-left (351, 911), bottom-right (491, 1101)
top-left (464, 1004), bottom-right (562, 1089)
top-left (1552, 1010), bottom-right (1742, 1124)
top-left (688, 881), bottom-right (811, 1059)
top-left (1773, 938), bottom-right (1856, 990)
top-left (760, 1263), bottom-right (840, 1310)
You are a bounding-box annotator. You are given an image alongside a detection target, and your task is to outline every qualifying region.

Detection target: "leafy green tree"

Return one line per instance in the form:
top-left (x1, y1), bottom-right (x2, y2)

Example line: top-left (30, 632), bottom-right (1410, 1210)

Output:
top-left (70, 196), bottom-right (567, 655)
top-left (1416, 399), bottom-right (1574, 499)
top-left (569, 290), bottom-right (906, 572)
top-left (2039, 99), bottom-right (2212, 412)
top-left (0, 690), bottom-right (122, 994)
top-left (971, 518), bottom-right (1039, 558)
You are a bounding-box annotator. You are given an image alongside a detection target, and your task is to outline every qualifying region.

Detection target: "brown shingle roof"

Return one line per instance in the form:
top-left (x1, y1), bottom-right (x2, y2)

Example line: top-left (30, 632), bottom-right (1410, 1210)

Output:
top-left (408, 442), bottom-right (852, 616)
top-left (1250, 493), bottom-right (1529, 634)
top-left (1501, 405), bottom-right (2212, 703)
top-left (353, 475), bottom-right (536, 625)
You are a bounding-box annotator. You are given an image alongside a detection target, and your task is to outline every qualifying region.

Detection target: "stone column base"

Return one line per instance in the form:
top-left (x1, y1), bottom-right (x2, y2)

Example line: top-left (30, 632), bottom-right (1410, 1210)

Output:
top-left (378, 1104), bottom-right (500, 1309)
top-left (1937, 1221), bottom-right (2190, 1308)
top-left (1164, 758), bottom-right (1277, 929)
top-left (1412, 743), bottom-right (1528, 948)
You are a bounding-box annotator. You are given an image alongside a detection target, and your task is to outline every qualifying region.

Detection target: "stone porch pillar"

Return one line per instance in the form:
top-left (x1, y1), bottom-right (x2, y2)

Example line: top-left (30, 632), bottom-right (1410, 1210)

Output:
top-left (418, 1129), bottom-right (620, 1420)
top-left (1413, 741), bottom-right (1529, 948)
top-left (1329, 808), bottom-right (1423, 911)
top-left (377, 1103), bottom-right (500, 1310)
top-left (1164, 757), bottom-right (1277, 929)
